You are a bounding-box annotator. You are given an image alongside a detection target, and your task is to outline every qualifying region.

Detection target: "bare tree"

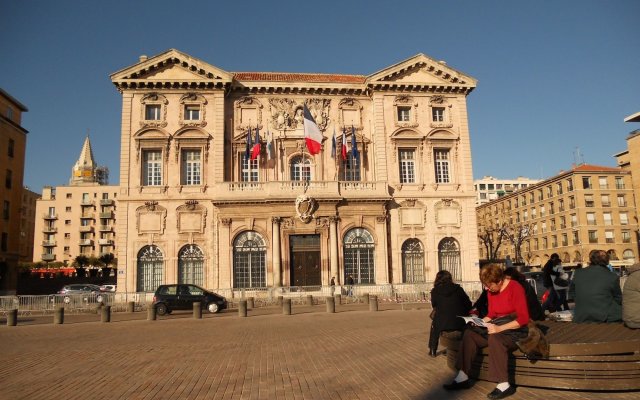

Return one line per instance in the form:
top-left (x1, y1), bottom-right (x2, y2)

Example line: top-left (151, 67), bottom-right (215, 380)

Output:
top-left (478, 224), bottom-right (507, 261)
top-left (503, 223), bottom-right (532, 264)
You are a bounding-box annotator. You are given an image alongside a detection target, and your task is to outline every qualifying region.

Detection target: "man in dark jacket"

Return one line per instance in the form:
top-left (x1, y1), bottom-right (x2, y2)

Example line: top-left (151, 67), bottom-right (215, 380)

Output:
top-left (429, 270), bottom-right (472, 357)
top-left (571, 250), bottom-right (622, 323)
top-left (541, 253), bottom-right (561, 313)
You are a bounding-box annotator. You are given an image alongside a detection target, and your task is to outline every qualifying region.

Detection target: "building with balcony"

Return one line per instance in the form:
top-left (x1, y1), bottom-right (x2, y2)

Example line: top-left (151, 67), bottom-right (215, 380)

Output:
top-left (33, 137), bottom-right (118, 265)
top-left (19, 187), bottom-right (39, 263)
top-left (0, 88), bottom-right (28, 294)
top-left (111, 49), bottom-right (480, 293)
top-left (474, 176), bottom-right (540, 205)
top-left (615, 111), bottom-right (640, 232)
top-left (477, 164), bottom-right (639, 268)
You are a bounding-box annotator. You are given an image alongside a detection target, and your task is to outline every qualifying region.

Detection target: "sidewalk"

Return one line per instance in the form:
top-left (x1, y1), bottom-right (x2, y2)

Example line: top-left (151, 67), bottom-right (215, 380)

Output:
top-left (0, 305), bottom-right (637, 399)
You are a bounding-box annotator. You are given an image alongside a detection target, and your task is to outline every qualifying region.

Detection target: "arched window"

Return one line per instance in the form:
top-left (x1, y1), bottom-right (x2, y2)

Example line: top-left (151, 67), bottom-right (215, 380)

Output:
top-left (402, 239), bottom-right (424, 283)
top-left (178, 244), bottom-right (204, 286)
top-left (562, 252), bottom-right (571, 263)
top-left (233, 231), bottom-right (266, 288)
top-left (438, 238), bottom-right (461, 281)
top-left (343, 228), bottom-right (375, 284)
top-left (137, 245), bottom-right (164, 292)
top-left (623, 249), bottom-right (635, 262)
top-left (290, 155), bottom-right (311, 181)
top-left (573, 251), bottom-right (582, 263)
top-left (607, 249), bottom-right (619, 261)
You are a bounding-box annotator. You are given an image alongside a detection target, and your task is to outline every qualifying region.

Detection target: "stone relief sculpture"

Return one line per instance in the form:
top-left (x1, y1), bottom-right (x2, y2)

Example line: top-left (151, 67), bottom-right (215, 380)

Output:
top-left (268, 98), bottom-right (330, 131)
top-left (295, 194), bottom-right (317, 223)
top-left (305, 99), bottom-right (330, 131)
top-left (269, 98), bottom-right (295, 130)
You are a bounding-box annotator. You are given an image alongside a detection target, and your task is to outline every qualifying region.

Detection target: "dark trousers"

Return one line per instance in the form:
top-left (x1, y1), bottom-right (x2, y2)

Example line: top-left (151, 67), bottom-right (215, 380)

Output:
top-left (542, 286), bottom-right (559, 312)
top-left (455, 328), bottom-right (517, 383)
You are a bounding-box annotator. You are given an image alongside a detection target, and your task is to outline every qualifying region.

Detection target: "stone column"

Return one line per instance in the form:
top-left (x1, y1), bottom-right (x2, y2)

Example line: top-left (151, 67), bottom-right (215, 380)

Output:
top-left (272, 217), bottom-right (282, 287)
top-left (219, 218), bottom-right (232, 289)
top-left (329, 216), bottom-right (339, 284)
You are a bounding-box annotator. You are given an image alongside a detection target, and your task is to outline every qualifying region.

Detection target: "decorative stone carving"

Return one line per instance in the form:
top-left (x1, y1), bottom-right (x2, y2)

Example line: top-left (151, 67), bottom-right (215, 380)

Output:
top-left (376, 214), bottom-right (388, 223)
top-left (271, 216), bottom-right (282, 224)
top-left (430, 95), bottom-right (445, 104)
top-left (145, 201), bottom-right (159, 211)
top-left (435, 199), bottom-right (461, 227)
top-left (220, 218), bottom-right (232, 226)
top-left (281, 217), bottom-right (296, 229)
top-left (235, 96), bottom-right (263, 131)
top-left (136, 202), bottom-right (167, 234)
top-left (338, 98), bottom-right (363, 130)
top-left (140, 93), bottom-right (168, 128)
top-left (295, 194), bottom-right (317, 223)
top-left (176, 201), bottom-right (207, 233)
top-left (305, 99), bottom-right (330, 131)
top-left (315, 217), bottom-right (330, 228)
top-left (269, 98), bottom-right (295, 130)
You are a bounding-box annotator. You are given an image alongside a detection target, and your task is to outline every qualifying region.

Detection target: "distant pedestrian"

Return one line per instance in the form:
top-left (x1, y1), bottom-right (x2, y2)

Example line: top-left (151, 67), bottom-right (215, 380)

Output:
top-left (505, 255), bottom-right (513, 269)
top-left (330, 276), bottom-right (336, 296)
top-left (347, 275), bottom-right (355, 297)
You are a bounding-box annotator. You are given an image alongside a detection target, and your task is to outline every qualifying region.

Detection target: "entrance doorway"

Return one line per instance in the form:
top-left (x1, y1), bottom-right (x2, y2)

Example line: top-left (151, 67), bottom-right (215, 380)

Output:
top-left (289, 234), bottom-right (321, 287)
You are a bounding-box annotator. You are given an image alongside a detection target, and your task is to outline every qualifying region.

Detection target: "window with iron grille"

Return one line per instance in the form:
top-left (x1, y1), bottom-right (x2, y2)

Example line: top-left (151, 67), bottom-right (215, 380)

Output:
top-left (181, 150), bottom-right (201, 185)
top-left (241, 156), bottom-right (259, 182)
top-left (142, 150), bottom-right (162, 186)
top-left (399, 149), bottom-right (415, 183)
top-left (233, 231), bottom-right (266, 288)
top-left (178, 244), bottom-right (204, 286)
top-left (402, 239), bottom-right (424, 283)
top-left (434, 149), bottom-right (450, 183)
top-left (343, 228), bottom-right (375, 284)
top-left (343, 152), bottom-right (361, 181)
top-left (438, 237), bottom-right (461, 282)
top-left (136, 245), bottom-right (164, 292)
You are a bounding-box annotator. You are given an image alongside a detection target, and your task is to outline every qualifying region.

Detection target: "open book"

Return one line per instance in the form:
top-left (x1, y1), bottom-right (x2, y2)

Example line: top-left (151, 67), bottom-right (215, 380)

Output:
top-left (458, 316), bottom-right (488, 327)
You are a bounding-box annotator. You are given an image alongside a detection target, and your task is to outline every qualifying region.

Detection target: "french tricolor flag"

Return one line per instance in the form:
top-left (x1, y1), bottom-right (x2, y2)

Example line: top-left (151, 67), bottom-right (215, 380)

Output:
top-left (250, 127), bottom-right (261, 160)
top-left (341, 128), bottom-right (347, 160)
top-left (303, 104), bottom-right (323, 155)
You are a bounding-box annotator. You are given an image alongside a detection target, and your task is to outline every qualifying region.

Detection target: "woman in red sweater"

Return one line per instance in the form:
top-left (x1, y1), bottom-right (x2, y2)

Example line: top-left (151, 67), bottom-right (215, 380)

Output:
top-left (443, 264), bottom-right (530, 400)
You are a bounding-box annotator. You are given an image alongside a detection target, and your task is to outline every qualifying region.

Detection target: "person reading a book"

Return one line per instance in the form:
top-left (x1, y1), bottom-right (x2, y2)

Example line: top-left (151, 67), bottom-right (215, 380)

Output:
top-left (443, 263), bottom-right (530, 400)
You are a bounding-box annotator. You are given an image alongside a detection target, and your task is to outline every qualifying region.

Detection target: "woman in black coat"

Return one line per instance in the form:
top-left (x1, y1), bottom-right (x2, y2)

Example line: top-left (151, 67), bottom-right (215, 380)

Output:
top-left (429, 270), bottom-right (472, 357)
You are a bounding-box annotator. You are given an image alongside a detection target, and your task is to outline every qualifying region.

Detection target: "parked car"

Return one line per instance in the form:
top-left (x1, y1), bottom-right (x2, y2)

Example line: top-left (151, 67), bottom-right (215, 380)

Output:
top-left (153, 284), bottom-right (227, 315)
top-left (56, 284), bottom-right (105, 303)
top-left (99, 284), bottom-right (117, 292)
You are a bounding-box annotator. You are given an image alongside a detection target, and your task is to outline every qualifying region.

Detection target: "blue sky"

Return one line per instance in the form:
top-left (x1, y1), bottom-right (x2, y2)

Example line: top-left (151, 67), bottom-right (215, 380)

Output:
top-left (2, 0), bottom-right (638, 192)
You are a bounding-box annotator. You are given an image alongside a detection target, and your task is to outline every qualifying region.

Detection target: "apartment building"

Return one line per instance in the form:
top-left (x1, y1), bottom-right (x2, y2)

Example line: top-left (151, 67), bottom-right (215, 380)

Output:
top-left (110, 49), bottom-right (480, 293)
top-left (0, 88), bottom-right (28, 294)
top-left (474, 176), bottom-right (540, 205)
top-left (477, 164), bottom-right (638, 268)
top-left (615, 111), bottom-right (640, 230)
top-left (19, 187), bottom-right (39, 262)
top-left (33, 137), bottom-right (117, 265)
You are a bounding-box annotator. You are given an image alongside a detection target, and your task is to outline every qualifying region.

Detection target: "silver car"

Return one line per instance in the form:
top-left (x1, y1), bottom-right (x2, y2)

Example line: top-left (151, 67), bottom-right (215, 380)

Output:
top-left (57, 284), bottom-right (104, 303)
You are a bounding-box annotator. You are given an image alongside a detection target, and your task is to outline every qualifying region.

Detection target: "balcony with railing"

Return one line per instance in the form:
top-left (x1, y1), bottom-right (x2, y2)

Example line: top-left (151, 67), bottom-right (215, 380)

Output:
top-left (43, 213), bottom-right (58, 220)
top-left (80, 199), bottom-right (95, 206)
top-left (80, 213), bottom-right (95, 219)
top-left (42, 226), bottom-right (57, 233)
top-left (42, 240), bottom-right (56, 247)
top-left (41, 253), bottom-right (55, 261)
top-left (79, 225), bottom-right (93, 233)
top-left (212, 181), bottom-right (390, 203)
top-left (79, 239), bottom-right (94, 246)
top-left (99, 225), bottom-right (113, 232)
top-left (98, 239), bottom-right (114, 246)
top-left (100, 211), bottom-right (114, 219)
top-left (100, 199), bottom-right (114, 206)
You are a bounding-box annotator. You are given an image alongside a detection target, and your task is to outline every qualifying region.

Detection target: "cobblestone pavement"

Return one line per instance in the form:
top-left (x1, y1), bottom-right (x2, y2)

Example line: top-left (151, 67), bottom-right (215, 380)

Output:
top-left (1, 304), bottom-right (638, 400)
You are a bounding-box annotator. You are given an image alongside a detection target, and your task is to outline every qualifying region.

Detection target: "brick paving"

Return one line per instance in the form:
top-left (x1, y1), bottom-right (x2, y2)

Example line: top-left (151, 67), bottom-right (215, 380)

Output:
top-left (0, 304), bottom-right (638, 400)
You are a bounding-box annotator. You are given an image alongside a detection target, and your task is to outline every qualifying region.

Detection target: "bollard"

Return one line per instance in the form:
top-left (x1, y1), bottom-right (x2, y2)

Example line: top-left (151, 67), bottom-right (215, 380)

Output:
top-left (326, 296), bottom-right (335, 313)
top-left (101, 305), bottom-right (111, 322)
top-left (369, 295), bottom-right (378, 312)
top-left (127, 301), bottom-right (135, 313)
top-left (239, 300), bottom-right (247, 317)
top-left (147, 306), bottom-right (156, 321)
top-left (247, 297), bottom-right (254, 309)
top-left (362, 293), bottom-right (370, 304)
top-left (334, 294), bottom-right (341, 305)
top-left (7, 309), bottom-right (18, 326)
top-left (277, 296), bottom-right (283, 306)
top-left (283, 298), bottom-right (292, 315)
top-left (193, 302), bottom-right (202, 319)
top-left (54, 306), bottom-right (64, 324)
top-left (306, 295), bottom-right (313, 306)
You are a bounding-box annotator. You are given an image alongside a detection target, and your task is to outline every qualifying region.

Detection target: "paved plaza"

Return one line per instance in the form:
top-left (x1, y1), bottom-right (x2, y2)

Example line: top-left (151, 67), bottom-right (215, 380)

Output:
top-left (1, 304), bottom-right (638, 400)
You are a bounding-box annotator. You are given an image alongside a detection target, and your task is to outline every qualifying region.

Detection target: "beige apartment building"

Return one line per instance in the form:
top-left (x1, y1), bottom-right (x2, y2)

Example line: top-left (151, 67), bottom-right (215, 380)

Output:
top-left (0, 88), bottom-right (28, 294)
top-left (19, 187), bottom-right (39, 262)
top-left (474, 176), bottom-right (540, 205)
top-left (477, 164), bottom-right (639, 268)
top-left (110, 49), bottom-right (480, 293)
top-left (33, 137), bottom-right (118, 265)
top-left (615, 111), bottom-right (640, 229)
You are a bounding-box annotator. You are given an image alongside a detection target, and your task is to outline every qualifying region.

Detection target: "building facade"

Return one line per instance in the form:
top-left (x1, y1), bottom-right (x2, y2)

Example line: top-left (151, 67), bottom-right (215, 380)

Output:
top-left (615, 111), bottom-right (640, 231)
top-left (477, 164), bottom-right (639, 268)
top-left (19, 187), bottom-right (39, 262)
top-left (111, 49), bottom-right (479, 293)
top-left (474, 176), bottom-right (540, 205)
top-left (33, 137), bottom-right (117, 265)
top-left (0, 88), bottom-right (28, 294)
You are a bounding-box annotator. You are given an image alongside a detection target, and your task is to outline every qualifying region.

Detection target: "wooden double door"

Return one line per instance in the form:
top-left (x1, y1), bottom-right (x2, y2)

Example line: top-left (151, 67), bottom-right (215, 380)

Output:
top-left (289, 234), bottom-right (321, 287)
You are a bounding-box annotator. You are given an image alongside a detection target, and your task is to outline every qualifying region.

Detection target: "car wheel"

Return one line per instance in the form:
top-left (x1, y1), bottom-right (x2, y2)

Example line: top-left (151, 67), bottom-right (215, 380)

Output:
top-left (64, 296), bottom-right (71, 304)
top-left (156, 303), bottom-right (168, 316)
top-left (207, 303), bottom-right (220, 313)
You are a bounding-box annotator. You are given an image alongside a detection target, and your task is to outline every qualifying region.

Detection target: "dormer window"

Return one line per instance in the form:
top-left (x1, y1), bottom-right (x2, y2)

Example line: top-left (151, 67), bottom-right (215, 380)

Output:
top-left (145, 105), bottom-right (161, 120)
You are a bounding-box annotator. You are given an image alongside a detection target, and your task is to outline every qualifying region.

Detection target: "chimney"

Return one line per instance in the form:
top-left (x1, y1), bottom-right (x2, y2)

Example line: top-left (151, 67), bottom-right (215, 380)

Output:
top-left (139, 55), bottom-right (148, 62)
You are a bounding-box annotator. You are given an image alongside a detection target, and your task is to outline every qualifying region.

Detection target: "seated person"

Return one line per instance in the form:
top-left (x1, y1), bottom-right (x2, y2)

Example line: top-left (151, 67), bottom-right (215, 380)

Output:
top-left (429, 270), bottom-right (472, 357)
top-left (571, 250), bottom-right (622, 323)
top-left (623, 263), bottom-right (640, 328)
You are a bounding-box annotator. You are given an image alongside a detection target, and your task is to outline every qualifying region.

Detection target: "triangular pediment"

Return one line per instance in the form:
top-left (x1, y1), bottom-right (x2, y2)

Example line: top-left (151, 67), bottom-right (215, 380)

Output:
top-left (367, 54), bottom-right (476, 88)
top-left (111, 49), bottom-right (232, 87)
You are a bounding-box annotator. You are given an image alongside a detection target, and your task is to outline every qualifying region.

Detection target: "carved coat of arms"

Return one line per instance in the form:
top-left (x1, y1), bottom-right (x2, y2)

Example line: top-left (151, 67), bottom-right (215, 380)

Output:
top-left (295, 194), bottom-right (317, 223)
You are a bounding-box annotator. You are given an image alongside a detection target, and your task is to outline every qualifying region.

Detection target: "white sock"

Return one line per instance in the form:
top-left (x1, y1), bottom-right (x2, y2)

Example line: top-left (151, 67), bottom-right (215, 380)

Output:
top-left (496, 382), bottom-right (510, 391)
top-left (454, 370), bottom-right (469, 383)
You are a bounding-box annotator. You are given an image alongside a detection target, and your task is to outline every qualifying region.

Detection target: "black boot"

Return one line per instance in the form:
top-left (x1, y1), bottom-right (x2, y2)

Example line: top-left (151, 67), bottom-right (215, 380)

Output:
top-left (429, 348), bottom-right (437, 357)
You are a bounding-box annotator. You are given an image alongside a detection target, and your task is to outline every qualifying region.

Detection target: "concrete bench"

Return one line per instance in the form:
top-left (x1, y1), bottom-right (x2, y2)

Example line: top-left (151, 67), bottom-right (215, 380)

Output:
top-left (441, 321), bottom-right (640, 391)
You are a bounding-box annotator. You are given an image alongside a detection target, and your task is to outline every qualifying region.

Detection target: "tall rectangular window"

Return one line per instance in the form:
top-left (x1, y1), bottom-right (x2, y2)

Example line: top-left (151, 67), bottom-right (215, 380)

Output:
top-left (588, 230), bottom-right (598, 243)
top-left (1, 233), bottom-right (7, 251)
top-left (397, 106), bottom-right (411, 122)
top-left (2, 201), bottom-right (9, 220)
top-left (571, 214), bottom-right (577, 227)
top-left (562, 233), bottom-right (568, 246)
top-left (573, 231), bottom-right (579, 244)
top-left (620, 212), bottom-right (629, 225)
top-left (145, 104), bottom-right (161, 120)
top-left (598, 176), bottom-right (608, 189)
top-left (344, 152), bottom-right (361, 181)
top-left (586, 212), bottom-right (596, 225)
top-left (615, 177), bottom-right (624, 189)
top-left (605, 230), bottom-right (614, 243)
top-left (582, 176), bottom-right (592, 189)
top-left (432, 107), bottom-right (445, 122)
top-left (242, 157), bottom-right (259, 182)
top-left (8, 138), bottom-right (14, 158)
top-left (622, 231), bottom-right (631, 243)
top-left (184, 105), bottom-right (200, 120)
top-left (399, 149), bottom-right (415, 184)
top-left (603, 212), bottom-right (612, 226)
top-left (143, 150), bottom-right (162, 186)
top-left (601, 194), bottom-right (610, 207)
top-left (5, 169), bottom-right (12, 189)
top-left (617, 195), bottom-right (627, 207)
top-left (181, 150), bottom-right (201, 185)
top-left (556, 182), bottom-right (563, 195)
top-left (584, 194), bottom-right (594, 207)
top-left (566, 178), bottom-right (573, 191)
top-left (434, 149), bottom-right (450, 183)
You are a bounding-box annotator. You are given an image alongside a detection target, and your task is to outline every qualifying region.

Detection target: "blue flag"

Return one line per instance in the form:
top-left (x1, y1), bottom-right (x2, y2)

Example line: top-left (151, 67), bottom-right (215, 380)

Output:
top-left (331, 128), bottom-right (337, 159)
top-left (245, 127), bottom-right (252, 160)
top-left (351, 126), bottom-right (359, 165)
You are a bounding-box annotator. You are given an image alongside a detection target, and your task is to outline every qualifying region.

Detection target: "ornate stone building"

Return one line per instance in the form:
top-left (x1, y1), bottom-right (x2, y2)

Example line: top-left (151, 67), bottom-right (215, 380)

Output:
top-left (110, 49), bottom-right (479, 293)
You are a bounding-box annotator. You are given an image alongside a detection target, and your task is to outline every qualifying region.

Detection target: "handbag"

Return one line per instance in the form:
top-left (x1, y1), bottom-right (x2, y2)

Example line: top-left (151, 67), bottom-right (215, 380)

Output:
top-left (553, 276), bottom-right (569, 287)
